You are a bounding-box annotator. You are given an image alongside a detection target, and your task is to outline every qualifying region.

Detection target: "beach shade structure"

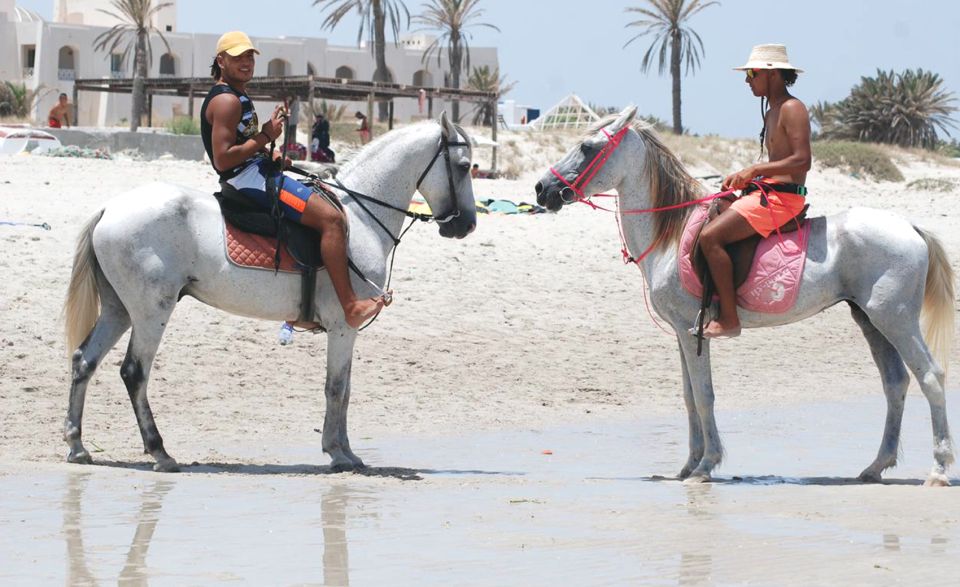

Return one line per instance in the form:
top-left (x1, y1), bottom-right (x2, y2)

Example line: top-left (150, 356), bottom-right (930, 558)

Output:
top-left (0, 126), bottom-right (62, 156)
top-left (528, 94), bottom-right (600, 130)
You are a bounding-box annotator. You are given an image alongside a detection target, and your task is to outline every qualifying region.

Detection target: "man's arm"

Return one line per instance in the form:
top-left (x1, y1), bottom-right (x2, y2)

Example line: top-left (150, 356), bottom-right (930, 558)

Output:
top-left (207, 93), bottom-right (272, 172)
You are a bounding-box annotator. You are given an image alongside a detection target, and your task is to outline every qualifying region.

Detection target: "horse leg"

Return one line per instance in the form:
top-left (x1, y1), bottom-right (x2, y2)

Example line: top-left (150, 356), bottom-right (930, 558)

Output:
top-left (848, 303), bottom-right (909, 482)
top-left (677, 338), bottom-right (704, 479)
top-left (868, 314), bottom-right (954, 486)
top-left (677, 335), bottom-right (723, 482)
top-left (322, 329), bottom-right (362, 472)
top-left (65, 298), bottom-right (131, 464)
top-left (121, 309), bottom-right (179, 473)
top-left (337, 373), bottom-right (365, 469)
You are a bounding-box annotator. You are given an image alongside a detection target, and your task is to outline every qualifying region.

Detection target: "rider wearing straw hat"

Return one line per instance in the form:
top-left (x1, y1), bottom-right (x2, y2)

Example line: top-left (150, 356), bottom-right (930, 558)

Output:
top-left (201, 31), bottom-right (386, 329)
top-left (697, 43), bottom-right (811, 339)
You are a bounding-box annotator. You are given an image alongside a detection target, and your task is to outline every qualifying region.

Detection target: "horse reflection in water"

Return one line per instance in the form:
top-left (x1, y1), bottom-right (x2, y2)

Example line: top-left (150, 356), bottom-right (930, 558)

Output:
top-left (63, 113), bottom-right (477, 472)
top-left (62, 474), bottom-right (356, 584)
top-left (536, 106), bottom-right (955, 485)
top-left (64, 473), bottom-right (174, 585)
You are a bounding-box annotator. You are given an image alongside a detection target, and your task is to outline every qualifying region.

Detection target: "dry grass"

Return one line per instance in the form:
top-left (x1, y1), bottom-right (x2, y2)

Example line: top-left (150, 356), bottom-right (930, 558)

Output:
top-left (811, 140), bottom-right (904, 182)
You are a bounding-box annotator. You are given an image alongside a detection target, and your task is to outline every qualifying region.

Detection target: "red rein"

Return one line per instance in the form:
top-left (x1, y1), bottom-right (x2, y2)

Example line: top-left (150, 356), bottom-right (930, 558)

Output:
top-left (550, 126), bottom-right (735, 264)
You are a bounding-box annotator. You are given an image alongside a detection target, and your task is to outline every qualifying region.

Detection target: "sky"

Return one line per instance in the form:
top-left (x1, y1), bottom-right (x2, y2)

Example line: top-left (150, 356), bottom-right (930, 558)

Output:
top-left (17, 0), bottom-right (960, 138)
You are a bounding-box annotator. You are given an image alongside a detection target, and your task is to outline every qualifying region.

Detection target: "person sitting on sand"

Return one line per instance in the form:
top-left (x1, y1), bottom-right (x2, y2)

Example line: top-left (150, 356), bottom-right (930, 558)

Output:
top-left (200, 31), bottom-right (387, 328)
top-left (696, 44), bottom-right (811, 339)
top-left (48, 93), bottom-right (71, 128)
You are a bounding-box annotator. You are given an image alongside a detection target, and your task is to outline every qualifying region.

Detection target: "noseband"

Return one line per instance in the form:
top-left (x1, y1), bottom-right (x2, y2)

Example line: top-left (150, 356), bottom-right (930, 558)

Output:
top-left (416, 133), bottom-right (471, 223)
top-left (549, 126), bottom-right (629, 203)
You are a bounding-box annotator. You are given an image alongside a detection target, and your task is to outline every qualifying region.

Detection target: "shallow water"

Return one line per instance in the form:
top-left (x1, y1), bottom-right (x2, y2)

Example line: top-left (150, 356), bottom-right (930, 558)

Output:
top-left (2, 396), bottom-right (959, 585)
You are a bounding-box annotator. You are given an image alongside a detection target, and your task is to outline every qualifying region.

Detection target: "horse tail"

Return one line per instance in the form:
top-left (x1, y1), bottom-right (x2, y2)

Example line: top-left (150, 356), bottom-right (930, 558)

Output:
top-left (915, 226), bottom-right (955, 377)
top-left (64, 209), bottom-right (105, 356)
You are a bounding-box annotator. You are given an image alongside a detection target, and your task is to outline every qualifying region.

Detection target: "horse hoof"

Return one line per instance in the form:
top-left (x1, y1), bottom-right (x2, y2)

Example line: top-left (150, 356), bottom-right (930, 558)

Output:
top-left (683, 473), bottom-right (711, 485)
top-left (67, 450), bottom-right (93, 465)
top-left (330, 461), bottom-right (355, 473)
top-left (857, 470), bottom-right (882, 484)
top-left (153, 459), bottom-right (181, 473)
top-left (923, 473), bottom-right (950, 487)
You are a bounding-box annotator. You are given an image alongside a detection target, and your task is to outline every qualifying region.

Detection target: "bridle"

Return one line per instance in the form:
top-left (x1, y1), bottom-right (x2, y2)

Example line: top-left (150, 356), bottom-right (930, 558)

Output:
top-left (289, 128), bottom-right (470, 329)
top-left (416, 132), bottom-right (471, 224)
top-left (549, 125), bottom-right (629, 204)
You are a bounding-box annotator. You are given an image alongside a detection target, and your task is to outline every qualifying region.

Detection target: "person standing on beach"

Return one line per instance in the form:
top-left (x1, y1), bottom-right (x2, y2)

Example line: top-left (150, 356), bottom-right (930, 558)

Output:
top-left (48, 93), bottom-right (71, 128)
top-left (200, 31), bottom-right (386, 328)
top-left (697, 44), bottom-right (811, 339)
top-left (311, 112), bottom-right (335, 162)
top-left (355, 111), bottom-right (371, 144)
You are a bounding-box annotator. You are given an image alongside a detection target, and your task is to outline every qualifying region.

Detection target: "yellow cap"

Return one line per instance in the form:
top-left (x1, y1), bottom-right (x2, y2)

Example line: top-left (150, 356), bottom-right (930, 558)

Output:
top-left (216, 31), bottom-right (259, 57)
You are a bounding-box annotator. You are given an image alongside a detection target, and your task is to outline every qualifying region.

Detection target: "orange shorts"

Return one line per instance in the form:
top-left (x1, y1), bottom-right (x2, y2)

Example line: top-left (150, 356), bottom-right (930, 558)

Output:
top-left (729, 190), bottom-right (806, 238)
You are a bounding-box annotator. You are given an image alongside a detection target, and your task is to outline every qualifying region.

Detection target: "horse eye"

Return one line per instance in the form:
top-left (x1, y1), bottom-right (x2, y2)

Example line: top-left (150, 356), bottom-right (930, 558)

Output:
top-left (580, 143), bottom-right (596, 153)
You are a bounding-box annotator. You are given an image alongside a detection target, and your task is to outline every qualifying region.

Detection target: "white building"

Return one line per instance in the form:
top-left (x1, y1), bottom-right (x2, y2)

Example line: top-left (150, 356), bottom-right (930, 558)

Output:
top-left (0, 0), bottom-right (498, 127)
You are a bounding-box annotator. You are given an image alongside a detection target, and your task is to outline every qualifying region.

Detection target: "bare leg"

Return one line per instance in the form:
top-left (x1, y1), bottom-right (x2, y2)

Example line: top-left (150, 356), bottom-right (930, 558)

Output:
top-left (300, 194), bottom-right (385, 329)
top-left (697, 210), bottom-right (759, 338)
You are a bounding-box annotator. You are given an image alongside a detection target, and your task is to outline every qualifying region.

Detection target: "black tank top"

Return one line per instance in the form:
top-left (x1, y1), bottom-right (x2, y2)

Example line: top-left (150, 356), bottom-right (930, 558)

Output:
top-left (200, 83), bottom-right (264, 180)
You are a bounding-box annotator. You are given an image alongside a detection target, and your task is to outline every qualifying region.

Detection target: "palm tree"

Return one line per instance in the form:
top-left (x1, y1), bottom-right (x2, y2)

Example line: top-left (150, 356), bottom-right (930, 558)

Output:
top-left (313, 0), bottom-right (410, 121)
top-left (0, 81), bottom-right (48, 119)
top-left (624, 0), bottom-right (717, 134)
top-left (414, 0), bottom-right (500, 122)
top-left (465, 65), bottom-right (515, 126)
top-left (843, 69), bottom-right (956, 148)
top-left (93, 0), bottom-right (172, 131)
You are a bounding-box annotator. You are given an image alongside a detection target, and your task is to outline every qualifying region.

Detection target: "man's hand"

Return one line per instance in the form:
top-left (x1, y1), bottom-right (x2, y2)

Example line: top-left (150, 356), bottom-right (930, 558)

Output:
top-left (271, 149), bottom-right (293, 169)
top-left (722, 166), bottom-right (757, 191)
top-left (260, 104), bottom-right (287, 141)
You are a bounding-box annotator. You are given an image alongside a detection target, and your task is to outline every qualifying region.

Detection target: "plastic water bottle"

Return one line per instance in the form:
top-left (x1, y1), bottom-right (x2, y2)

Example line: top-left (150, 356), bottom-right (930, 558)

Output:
top-left (278, 322), bottom-right (294, 346)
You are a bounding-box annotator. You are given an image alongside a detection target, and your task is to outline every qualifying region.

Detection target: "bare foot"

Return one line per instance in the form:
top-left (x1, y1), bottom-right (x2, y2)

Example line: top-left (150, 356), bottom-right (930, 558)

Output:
top-left (344, 297), bottom-right (385, 329)
top-left (702, 320), bottom-right (741, 339)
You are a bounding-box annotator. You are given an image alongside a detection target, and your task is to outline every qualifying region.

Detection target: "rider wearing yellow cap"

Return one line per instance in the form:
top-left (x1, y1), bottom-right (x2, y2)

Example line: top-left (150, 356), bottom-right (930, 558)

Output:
top-left (201, 31), bottom-right (386, 329)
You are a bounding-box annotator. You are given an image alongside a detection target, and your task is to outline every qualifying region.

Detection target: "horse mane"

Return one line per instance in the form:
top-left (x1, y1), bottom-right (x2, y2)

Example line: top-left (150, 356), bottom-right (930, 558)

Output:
top-left (587, 116), bottom-right (704, 248)
top-left (340, 119), bottom-right (471, 177)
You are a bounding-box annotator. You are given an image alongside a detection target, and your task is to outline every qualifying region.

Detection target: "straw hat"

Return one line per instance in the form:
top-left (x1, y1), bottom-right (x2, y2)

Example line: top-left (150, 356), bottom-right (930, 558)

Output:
top-left (216, 31), bottom-right (260, 57)
top-left (733, 44), bottom-right (802, 73)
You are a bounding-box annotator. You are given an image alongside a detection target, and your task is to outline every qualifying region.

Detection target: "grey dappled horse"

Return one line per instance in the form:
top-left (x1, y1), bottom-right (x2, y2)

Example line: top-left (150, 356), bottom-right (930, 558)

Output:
top-left (64, 113), bottom-right (477, 472)
top-left (535, 106), bottom-right (955, 486)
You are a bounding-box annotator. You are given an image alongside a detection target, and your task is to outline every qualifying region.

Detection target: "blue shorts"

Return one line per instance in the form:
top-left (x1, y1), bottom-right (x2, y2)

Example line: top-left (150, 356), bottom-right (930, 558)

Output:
top-left (226, 159), bottom-right (314, 222)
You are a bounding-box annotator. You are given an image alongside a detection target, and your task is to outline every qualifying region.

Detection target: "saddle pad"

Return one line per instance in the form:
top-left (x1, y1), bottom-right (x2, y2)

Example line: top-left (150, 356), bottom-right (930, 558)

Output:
top-left (677, 204), bottom-right (811, 313)
top-left (224, 221), bottom-right (301, 274)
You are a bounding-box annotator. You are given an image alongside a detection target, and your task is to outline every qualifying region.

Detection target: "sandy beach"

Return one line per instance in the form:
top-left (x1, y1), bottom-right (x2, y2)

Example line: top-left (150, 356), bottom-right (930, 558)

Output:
top-left (2, 134), bottom-right (960, 583)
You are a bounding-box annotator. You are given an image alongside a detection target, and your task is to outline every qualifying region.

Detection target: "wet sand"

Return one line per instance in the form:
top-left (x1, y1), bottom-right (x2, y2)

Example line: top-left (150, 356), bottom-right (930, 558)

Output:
top-left (2, 397), bottom-right (958, 584)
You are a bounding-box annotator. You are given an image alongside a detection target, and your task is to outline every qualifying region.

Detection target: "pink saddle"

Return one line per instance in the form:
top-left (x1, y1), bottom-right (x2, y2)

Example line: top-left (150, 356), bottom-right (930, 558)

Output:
top-left (677, 204), bottom-right (811, 313)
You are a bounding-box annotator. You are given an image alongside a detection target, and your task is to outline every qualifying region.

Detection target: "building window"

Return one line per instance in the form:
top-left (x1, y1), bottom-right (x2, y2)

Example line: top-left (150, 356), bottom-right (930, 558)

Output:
top-left (334, 66), bottom-right (354, 80)
top-left (307, 62), bottom-right (316, 76)
top-left (110, 53), bottom-right (124, 78)
top-left (58, 46), bottom-right (76, 81)
top-left (22, 45), bottom-right (36, 79)
top-left (267, 58), bottom-right (289, 77)
top-left (413, 70), bottom-right (433, 87)
top-left (159, 53), bottom-right (176, 77)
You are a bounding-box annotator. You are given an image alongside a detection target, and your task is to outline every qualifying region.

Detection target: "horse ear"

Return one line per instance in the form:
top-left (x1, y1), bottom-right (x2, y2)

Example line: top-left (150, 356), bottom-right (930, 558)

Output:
top-left (438, 110), bottom-right (455, 139)
top-left (610, 105), bottom-right (639, 134)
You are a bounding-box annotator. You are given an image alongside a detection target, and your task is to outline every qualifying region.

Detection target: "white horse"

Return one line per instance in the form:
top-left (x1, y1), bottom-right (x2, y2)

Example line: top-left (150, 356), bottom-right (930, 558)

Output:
top-left (535, 106), bottom-right (955, 486)
top-left (64, 113), bottom-right (477, 472)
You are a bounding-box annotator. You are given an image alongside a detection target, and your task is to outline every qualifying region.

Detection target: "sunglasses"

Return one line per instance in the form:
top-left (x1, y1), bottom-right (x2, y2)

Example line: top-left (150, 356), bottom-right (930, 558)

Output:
top-left (746, 68), bottom-right (762, 79)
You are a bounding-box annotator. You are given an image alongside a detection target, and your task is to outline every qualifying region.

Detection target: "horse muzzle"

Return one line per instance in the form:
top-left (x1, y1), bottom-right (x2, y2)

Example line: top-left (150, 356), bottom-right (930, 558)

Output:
top-left (438, 212), bottom-right (476, 239)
